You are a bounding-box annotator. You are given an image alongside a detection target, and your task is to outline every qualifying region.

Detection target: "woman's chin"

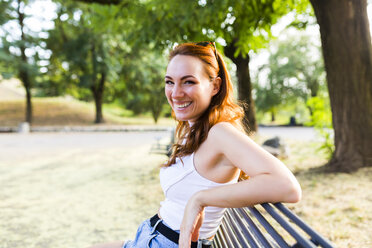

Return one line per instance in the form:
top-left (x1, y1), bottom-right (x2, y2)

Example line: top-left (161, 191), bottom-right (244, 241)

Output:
top-left (175, 116), bottom-right (189, 122)
top-left (174, 114), bottom-right (191, 122)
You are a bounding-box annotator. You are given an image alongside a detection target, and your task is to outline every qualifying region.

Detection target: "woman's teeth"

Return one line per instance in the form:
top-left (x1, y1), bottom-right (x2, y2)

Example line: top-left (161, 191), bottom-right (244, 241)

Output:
top-left (175, 102), bottom-right (192, 108)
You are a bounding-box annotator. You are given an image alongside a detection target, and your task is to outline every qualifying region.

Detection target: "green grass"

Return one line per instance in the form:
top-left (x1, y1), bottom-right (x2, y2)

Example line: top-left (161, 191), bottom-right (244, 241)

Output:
top-left (0, 97), bottom-right (175, 126)
top-left (256, 99), bottom-right (312, 126)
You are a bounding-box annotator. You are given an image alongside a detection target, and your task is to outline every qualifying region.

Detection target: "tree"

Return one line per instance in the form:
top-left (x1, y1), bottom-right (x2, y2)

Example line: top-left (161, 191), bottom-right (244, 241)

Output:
top-left (46, 1), bottom-right (124, 123)
top-left (0, 2), bottom-right (10, 76)
top-left (121, 46), bottom-right (168, 123)
top-left (128, 0), bottom-right (309, 133)
top-left (255, 33), bottom-right (325, 121)
top-left (71, 0), bottom-right (310, 130)
top-left (309, 0), bottom-right (372, 172)
top-left (0, 0), bottom-right (41, 124)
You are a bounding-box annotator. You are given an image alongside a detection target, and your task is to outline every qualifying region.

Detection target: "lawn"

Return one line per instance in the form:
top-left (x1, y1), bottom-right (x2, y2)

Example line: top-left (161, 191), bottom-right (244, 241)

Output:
top-left (281, 139), bottom-right (372, 248)
top-left (0, 97), bottom-right (174, 127)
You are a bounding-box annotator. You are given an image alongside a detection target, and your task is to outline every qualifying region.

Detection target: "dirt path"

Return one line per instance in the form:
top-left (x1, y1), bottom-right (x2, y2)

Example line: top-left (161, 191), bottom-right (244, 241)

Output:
top-left (0, 132), bottom-right (170, 248)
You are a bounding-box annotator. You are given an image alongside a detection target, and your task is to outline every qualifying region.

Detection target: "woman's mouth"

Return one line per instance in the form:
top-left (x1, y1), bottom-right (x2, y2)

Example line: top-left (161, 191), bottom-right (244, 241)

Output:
top-left (174, 102), bottom-right (192, 109)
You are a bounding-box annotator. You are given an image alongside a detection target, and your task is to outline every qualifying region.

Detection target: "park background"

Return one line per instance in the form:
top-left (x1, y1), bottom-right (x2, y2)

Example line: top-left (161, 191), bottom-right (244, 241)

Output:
top-left (0, 0), bottom-right (371, 247)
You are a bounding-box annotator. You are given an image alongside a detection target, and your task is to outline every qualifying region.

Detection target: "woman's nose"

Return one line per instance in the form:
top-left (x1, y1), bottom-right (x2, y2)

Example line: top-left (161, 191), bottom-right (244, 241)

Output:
top-left (172, 84), bottom-right (184, 98)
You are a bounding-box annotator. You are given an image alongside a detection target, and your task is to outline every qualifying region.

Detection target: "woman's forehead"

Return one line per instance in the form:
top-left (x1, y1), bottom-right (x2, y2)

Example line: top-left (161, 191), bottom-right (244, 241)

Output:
top-left (166, 55), bottom-right (208, 79)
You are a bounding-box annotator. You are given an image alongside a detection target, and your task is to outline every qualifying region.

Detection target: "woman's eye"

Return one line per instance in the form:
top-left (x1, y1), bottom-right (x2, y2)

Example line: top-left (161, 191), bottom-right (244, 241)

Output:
top-left (184, 81), bottom-right (195, 85)
top-left (165, 80), bottom-right (174, 85)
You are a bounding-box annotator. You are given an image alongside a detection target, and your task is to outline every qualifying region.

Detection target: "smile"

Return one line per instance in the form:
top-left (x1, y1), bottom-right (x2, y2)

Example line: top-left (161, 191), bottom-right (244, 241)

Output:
top-left (174, 102), bottom-right (192, 109)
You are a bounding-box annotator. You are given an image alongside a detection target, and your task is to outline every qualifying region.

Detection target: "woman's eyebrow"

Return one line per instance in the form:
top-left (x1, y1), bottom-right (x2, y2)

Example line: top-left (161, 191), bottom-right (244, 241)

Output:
top-left (164, 75), bottom-right (196, 80)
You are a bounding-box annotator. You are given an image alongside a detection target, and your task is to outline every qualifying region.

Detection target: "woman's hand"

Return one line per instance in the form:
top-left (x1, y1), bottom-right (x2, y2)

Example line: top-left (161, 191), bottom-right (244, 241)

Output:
top-left (179, 192), bottom-right (205, 248)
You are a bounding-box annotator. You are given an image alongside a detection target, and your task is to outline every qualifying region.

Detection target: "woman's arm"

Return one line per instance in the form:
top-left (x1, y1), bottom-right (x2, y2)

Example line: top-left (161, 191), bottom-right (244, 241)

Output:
top-left (198, 122), bottom-right (301, 206)
top-left (179, 122), bottom-right (301, 247)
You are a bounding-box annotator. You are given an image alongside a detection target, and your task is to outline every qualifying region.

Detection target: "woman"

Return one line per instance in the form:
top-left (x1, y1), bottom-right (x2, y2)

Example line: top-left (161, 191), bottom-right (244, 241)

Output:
top-left (89, 42), bottom-right (301, 248)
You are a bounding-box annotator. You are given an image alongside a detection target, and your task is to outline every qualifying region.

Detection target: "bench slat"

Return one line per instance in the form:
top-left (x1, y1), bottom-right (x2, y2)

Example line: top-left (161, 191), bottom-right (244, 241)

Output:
top-left (261, 203), bottom-right (317, 248)
top-left (225, 209), bottom-right (257, 247)
top-left (273, 203), bottom-right (334, 248)
top-left (234, 208), bottom-right (275, 248)
top-left (213, 204), bottom-right (334, 248)
top-left (213, 231), bottom-right (226, 247)
top-left (220, 220), bottom-right (241, 247)
top-left (247, 206), bottom-right (291, 248)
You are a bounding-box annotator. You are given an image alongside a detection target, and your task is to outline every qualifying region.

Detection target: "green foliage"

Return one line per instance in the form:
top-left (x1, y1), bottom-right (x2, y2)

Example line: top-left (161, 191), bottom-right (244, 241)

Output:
top-left (0, 1), bottom-right (11, 25)
top-left (0, 0), bottom-right (41, 85)
top-left (254, 33), bottom-right (326, 123)
top-left (42, 0), bottom-right (170, 123)
top-left (44, 1), bottom-right (124, 99)
top-left (121, 47), bottom-right (168, 123)
top-left (306, 96), bottom-right (332, 127)
top-left (133, 0), bottom-right (310, 55)
top-left (255, 97), bottom-right (310, 125)
top-left (306, 95), bottom-right (334, 158)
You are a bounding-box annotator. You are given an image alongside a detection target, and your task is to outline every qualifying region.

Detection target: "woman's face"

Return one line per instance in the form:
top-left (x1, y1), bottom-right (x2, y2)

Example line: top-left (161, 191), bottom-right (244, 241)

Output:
top-left (165, 55), bottom-right (220, 123)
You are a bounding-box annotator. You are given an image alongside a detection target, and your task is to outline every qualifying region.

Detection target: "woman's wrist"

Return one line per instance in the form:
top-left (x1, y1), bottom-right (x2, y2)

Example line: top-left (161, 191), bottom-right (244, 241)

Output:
top-left (194, 190), bottom-right (207, 208)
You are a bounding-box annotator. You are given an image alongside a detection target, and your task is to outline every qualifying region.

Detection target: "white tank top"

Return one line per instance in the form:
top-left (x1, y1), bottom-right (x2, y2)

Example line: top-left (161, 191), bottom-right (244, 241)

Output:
top-left (159, 152), bottom-right (238, 239)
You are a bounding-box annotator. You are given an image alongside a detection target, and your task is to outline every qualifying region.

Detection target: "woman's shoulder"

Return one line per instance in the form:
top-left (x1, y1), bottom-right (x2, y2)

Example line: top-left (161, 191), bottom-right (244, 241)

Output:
top-left (206, 121), bottom-right (246, 148)
top-left (209, 121), bottom-right (243, 137)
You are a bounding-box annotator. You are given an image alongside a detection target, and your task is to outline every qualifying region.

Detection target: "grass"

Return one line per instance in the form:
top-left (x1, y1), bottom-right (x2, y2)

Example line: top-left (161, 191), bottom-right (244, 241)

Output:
top-left (251, 134), bottom-right (372, 247)
top-left (0, 135), bottom-right (167, 248)
top-left (0, 97), bottom-right (175, 126)
top-left (276, 139), bottom-right (371, 248)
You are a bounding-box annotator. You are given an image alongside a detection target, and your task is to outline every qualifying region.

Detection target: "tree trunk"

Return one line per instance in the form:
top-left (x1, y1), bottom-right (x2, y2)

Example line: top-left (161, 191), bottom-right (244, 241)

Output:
top-left (19, 68), bottom-right (32, 123)
top-left (225, 42), bottom-right (257, 133)
top-left (152, 109), bottom-right (160, 124)
top-left (17, 0), bottom-right (32, 124)
top-left (310, 0), bottom-right (372, 172)
top-left (23, 74), bottom-right (32, 123)
top-left (151, 100), bottom-right (162, 124)
top-left (271, 111), bottom-right (275, 122)
top-left (91, 72), bottom-right (105, 124)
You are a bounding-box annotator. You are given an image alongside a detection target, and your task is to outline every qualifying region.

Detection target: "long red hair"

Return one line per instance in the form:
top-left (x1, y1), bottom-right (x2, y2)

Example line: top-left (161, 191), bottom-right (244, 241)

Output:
top-left (164, 43), bottom-right (245, 168)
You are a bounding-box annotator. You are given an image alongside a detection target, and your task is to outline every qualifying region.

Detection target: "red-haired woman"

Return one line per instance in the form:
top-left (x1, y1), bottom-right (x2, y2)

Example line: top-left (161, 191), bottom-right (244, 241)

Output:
top-left (89, 42), bottom-right (301, 248)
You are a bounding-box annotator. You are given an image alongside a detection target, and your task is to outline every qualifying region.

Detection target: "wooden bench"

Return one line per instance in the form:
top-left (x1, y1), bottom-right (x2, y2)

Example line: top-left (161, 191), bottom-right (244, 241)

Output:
top-left (212, 203), bottom-right (334, 248)
top-left (149, 128), bottom-right (175, 157)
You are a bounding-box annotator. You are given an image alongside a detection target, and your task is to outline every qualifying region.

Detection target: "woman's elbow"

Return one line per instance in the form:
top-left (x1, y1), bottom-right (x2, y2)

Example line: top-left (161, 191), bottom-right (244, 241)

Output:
top-left (285, 180), bottom-right (302, 203)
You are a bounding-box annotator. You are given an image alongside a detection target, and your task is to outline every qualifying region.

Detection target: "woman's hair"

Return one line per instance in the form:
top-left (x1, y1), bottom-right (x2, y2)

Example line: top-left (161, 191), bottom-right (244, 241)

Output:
top-left (164, 42), bottom-right (245, 169)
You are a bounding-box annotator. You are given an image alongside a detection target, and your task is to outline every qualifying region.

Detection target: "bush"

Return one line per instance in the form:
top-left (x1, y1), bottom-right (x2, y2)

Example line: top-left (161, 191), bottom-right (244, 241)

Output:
top-left (306, 96), bottom-right (334, 158)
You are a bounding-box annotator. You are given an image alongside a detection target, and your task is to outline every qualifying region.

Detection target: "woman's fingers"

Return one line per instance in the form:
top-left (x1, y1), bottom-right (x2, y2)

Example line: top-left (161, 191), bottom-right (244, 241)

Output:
top-left (179, 192), bottom-right (206, 248)
top-left (179, 209), bottom-right (204, 248)
top-left (191, 210), bottom-right (204, 241)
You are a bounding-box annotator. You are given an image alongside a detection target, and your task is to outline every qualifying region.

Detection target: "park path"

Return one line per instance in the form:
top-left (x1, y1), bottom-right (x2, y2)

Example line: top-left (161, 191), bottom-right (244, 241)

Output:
top-left (257, 126), bottom-right (319, 141)
top-left (0, 132), bottom-right (170, 248)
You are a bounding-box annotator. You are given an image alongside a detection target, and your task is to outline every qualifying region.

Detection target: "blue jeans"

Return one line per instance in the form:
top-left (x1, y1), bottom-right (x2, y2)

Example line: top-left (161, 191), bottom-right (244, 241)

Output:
top-left (122, 218), bottom-right (179, 248)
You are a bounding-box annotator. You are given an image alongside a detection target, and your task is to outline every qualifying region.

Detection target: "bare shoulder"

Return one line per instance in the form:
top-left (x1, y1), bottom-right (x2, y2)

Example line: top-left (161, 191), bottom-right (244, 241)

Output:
top-left (208, 122), bottom-right (245, 141)
top-left (207, 121), bottom-right (277, 176)
top-left (209, 121), bottom-right (241, 135)
top-left (207, 122), bottom-right (248, 153)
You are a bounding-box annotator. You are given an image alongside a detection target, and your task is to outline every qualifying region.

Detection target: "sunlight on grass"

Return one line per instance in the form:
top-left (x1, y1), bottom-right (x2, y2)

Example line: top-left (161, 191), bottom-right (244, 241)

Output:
top-left (0, 97), bottom-right (175, 126)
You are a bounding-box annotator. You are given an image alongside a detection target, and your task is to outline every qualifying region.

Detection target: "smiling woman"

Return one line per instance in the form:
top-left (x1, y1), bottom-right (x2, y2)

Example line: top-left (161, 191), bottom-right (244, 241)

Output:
top-left (164, 55), bottom-right (220, 123)
top-left (89, 42), bottom-right (301, 248)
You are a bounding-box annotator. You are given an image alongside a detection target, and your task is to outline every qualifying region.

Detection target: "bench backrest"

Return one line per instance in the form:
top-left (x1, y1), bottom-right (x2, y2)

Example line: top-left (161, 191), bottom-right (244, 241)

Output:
top-left (212, 203), bottom-right (334, 248)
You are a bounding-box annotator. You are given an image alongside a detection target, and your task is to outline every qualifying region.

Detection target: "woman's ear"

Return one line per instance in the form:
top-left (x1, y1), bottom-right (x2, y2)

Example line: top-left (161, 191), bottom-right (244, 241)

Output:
top-left (212, 77), bottom-right (222, 96)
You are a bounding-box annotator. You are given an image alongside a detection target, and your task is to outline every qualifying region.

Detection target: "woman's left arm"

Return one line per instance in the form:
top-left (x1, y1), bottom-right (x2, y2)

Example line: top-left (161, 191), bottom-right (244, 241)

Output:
top-left (179, 122), bottom-right (302, 247)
